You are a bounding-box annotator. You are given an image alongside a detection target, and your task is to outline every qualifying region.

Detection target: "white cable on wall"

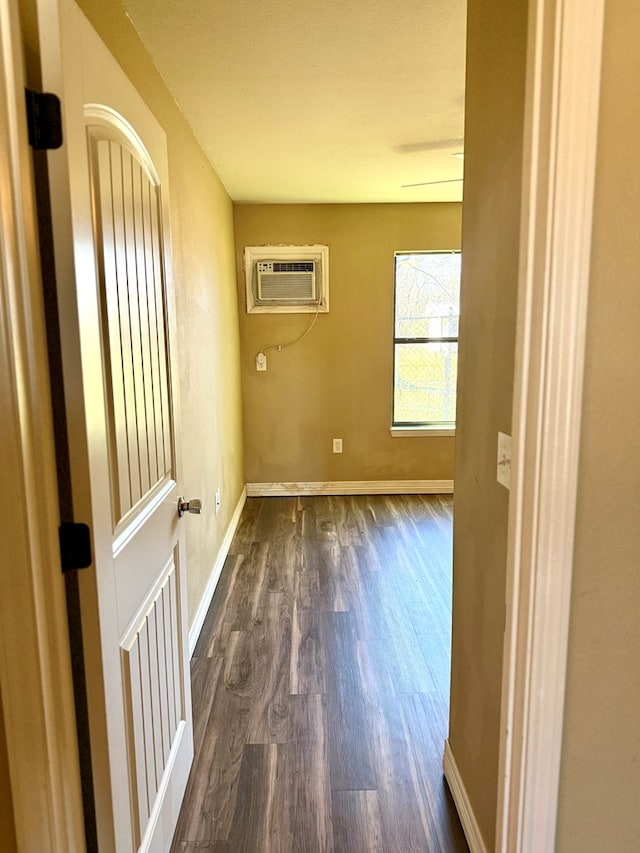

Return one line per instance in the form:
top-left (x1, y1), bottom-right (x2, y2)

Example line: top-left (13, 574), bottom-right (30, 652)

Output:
top-left (256, 306), bottom-right (320, 361)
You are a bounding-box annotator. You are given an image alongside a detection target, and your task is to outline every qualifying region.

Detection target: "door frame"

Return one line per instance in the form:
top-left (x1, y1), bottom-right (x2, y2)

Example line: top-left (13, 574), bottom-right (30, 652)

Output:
top-left (0, 0), bottom-right (85, 849)
top-left (496, 0), bottom-right (606, 850)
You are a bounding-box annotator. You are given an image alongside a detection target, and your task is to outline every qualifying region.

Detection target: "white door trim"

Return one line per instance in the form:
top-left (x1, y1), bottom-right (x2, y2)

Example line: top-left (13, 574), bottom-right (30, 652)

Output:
top-left (0, 0), bottom-right (85, 848)
top-left (496, 1), bottom-right (606, 850)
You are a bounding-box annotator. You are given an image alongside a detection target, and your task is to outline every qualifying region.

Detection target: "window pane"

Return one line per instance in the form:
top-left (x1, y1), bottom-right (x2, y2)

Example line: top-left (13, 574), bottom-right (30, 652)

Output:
top-left (394, 342), bottom-right (458, 424)
top-left (395, 252), bottom-right (460, 338)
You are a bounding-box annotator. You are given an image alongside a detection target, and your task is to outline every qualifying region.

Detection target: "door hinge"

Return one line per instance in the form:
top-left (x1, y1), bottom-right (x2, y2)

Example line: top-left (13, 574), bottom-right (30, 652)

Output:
top-left (59, 522), bottom-right (92, 572)
top-left (25, 88), bottom-right (63, 150)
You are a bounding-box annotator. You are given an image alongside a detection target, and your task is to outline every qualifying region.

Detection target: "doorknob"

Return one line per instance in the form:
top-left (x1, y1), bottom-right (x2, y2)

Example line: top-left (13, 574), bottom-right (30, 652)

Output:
top-left (177, 497), bottom-right (202, 518)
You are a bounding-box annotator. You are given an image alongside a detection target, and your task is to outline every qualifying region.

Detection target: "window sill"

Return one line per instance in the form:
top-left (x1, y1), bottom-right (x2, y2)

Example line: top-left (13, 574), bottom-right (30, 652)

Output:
top-left (390, 426), bottom-right (456, 438)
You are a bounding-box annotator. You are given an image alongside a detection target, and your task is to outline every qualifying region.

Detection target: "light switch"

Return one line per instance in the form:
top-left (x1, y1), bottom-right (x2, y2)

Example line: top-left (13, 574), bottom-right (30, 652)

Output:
top-left (497, 431), bottom-right (512, 490)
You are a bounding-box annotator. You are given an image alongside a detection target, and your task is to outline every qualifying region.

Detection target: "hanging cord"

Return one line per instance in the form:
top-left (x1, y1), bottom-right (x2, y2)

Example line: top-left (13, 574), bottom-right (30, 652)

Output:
top-left (257, 306), bottom-right (320, 357)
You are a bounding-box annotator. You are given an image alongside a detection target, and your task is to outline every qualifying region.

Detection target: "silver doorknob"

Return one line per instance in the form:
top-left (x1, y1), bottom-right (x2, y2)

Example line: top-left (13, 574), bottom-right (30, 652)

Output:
top-left (177, 497), bottom-right (202, 518)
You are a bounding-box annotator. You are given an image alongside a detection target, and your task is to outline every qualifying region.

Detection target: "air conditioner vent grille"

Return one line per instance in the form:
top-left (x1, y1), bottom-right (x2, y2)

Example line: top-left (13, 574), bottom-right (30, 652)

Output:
top-left (245, 245), bottom-right (329, 314)
top-left (258, 272), bottom-right (316, 302)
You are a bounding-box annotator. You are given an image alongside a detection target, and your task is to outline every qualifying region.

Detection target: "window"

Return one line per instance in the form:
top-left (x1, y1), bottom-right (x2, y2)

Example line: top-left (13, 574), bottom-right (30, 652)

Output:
top-left (392, 251), bottom-right (461, 429)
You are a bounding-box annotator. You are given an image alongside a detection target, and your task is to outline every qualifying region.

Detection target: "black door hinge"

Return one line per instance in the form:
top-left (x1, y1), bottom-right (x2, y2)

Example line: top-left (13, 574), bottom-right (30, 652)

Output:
top-left (25, 88), bottom-right (63, 150)
top-left (59, 522), bottom-right (92, 572)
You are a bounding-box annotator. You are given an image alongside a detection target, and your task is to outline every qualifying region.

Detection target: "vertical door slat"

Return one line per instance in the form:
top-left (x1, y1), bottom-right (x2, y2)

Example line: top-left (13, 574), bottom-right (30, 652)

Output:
top-left (137, 620), bottom-right (157, 811)
top-left (131, 161), bottom-right (158, 487)
top-left (154, 589), bottom-right (171, 762)
top-left (141, 177), bottom-right (163, 484)
top-left (162, 581), bottom-right (177, 741)
top-left (125, 637), bottom-right (149, 842)
top-left (146, 605), bottom-right (164, 790)
top-left (168, 568), bottom-right (183, 725)
top-left (109, 143), bottom-right (141, 509)
top-left (95, 140), bottom-right (130, 517)
top-left (148, 189), bottom-right (172, 476)
top-left (121, 150), bottom-right (150, 496)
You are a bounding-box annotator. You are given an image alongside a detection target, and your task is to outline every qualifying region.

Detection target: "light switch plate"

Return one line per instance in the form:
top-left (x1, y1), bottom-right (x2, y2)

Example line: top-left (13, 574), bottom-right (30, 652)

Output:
top-left (497, 431), bottom-right (512, 490)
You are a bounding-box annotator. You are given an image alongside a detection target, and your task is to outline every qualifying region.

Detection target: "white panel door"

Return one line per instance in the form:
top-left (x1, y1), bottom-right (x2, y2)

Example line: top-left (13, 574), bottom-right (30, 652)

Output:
top-left (37, 0), bottom-right (194, 849)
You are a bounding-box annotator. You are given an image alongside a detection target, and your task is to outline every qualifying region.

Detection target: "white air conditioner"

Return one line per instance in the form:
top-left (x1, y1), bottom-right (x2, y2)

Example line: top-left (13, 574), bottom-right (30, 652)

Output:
top-left (256, 260), bottom-right (317, 304)
top-left (245, 245), bottom-right (329, 314)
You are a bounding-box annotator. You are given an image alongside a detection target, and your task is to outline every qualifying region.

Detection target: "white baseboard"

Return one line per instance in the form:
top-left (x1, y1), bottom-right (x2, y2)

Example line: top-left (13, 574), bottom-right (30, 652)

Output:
top-left (188, 486), bottom-right (247, 657)
top-left (245, 479), bottom-right (454, 497)
top-left (443, 739), bottom-right (488, 853)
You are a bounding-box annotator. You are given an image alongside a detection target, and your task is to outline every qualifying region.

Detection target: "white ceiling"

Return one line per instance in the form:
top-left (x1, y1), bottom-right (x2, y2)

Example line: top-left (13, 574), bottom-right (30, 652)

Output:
top-left (121, 0), bottom-right (467, 203)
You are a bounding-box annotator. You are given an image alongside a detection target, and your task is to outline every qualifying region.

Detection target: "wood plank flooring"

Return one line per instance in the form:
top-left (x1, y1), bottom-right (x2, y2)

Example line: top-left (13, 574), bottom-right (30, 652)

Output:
top-left (171, 494), bottom-right (468, 853)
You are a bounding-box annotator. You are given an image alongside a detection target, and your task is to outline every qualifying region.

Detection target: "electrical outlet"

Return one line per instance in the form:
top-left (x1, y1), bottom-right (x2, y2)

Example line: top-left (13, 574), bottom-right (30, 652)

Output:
top-left (497, 431), bottom-right (512, 490)
top-left (215, 487), bottom-right (221, 513)
top-left (332, 438), bottom-right (343, 454)
top-left (256, 352), bottom-right (267, 372)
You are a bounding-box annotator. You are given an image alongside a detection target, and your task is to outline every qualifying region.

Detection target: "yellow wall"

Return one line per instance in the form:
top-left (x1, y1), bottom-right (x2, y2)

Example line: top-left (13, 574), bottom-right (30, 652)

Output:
top-left (0, 694), bottom-right (17, 853)
top-left (234, 203), bottom-right (461, 485)
top-left (556, 1), bottom-right (640, 849)
top-left (448, 0), bottom-right (528, 848)
top-left (74, 0), bottom-right (244, 623)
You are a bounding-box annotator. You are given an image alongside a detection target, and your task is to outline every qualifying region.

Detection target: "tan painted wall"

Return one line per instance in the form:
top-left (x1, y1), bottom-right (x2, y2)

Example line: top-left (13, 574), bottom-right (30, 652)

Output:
top-left (234, 203), bottom-right (461, 484)
top-left (448, 0), bottom-right (528, 848)
top-left (70, 0), bottom-right (245, 623)
top-left (556, 2), bottom-right (640, 849)
top-left (0, 694), bottom-right (17, 853)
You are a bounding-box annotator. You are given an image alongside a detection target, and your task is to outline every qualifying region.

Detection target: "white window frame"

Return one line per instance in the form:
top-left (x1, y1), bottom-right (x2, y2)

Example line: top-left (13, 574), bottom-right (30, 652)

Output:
top-left (391, 250), bottom-right (460, 434)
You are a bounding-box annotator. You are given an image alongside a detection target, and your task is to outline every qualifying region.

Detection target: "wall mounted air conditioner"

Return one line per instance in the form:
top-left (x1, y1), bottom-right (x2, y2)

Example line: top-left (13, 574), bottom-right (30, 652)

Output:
top-left (244, 245), bottom-right (329, 314)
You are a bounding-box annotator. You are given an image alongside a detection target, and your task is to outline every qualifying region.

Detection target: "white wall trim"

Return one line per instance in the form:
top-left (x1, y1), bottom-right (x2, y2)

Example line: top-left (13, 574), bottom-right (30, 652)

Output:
top-left (390, 426), bottom-right (455, 438)
top-left (496, 1), bottom-right (606, 851)
top-left (443, 740), bottom-right (488, 853)
top-left (188, 486), bottom-right (247, 656)
top-left (246, 479), bottom-right (454, 497)
top-left (0, 1), bottom-right (85, 847)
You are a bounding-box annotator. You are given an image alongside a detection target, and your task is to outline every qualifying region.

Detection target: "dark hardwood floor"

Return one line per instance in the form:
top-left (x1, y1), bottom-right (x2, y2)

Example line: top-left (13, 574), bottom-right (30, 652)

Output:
top-left (171, 494), bottom-right (468, 852)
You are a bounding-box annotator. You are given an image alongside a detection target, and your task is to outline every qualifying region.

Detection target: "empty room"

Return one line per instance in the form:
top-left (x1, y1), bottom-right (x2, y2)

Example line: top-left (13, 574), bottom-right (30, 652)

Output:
top-left (2, 1), bottom-right (638, 853)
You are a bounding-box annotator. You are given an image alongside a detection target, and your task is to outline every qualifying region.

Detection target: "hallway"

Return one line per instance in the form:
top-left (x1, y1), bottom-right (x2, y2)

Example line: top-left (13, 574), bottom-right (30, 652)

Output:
top-left (171, 494), bottom-right (467, 852)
